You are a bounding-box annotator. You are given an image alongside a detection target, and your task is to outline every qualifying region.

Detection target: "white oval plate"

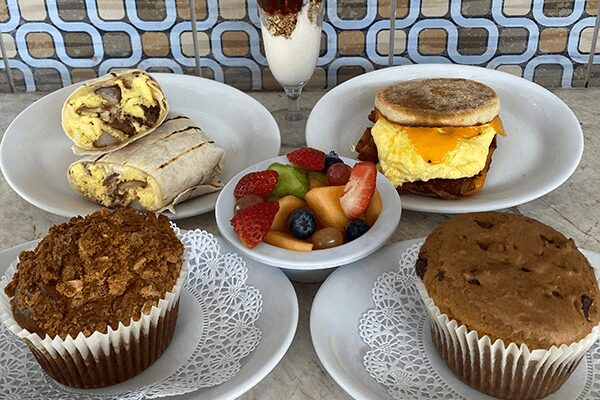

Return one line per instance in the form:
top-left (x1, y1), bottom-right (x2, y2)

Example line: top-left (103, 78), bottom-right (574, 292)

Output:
top-left (0, 234), bottom-right (298, 400)
top-left (215, 155), bottom-right (401, 270)
top-left (306, 64), bottom-right (583, 214)
top-left (310, 239), bottom-right (600, 400)
top-left (0, 73), bottom-right (280, 220)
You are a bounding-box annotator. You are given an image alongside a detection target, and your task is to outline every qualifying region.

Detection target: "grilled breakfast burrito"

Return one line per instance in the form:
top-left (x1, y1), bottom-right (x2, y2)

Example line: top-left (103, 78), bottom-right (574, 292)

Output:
top-left (67, 115), bottom-right (225, 213)
top-left (62, 69), bottom-right (169, 154)
top-left (355, 78), bottom-right (506, 199)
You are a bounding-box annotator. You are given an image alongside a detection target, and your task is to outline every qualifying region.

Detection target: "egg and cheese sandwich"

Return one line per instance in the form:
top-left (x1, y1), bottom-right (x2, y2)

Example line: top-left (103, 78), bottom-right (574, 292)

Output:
top-left (355, 78), bottom-right (506, 199)
top-left (62, 69), bottom-right (168, 154)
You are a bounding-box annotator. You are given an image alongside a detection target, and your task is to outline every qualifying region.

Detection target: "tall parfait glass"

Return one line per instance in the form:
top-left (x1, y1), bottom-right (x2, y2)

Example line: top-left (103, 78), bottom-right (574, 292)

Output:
top-left (258, 0), bottom-right (324, 147)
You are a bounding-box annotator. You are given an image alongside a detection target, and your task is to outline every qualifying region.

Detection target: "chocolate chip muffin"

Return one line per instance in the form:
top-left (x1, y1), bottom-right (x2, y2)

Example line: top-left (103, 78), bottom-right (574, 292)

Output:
top-left (415, 212), bottom-right (600, 400)
top-left (1, 207), bottom-right (186, 389)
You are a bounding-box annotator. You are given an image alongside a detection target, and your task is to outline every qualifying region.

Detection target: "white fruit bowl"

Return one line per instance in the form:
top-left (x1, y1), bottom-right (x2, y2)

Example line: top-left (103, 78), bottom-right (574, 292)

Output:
top-left (215, 155), bottom-right (402, 282)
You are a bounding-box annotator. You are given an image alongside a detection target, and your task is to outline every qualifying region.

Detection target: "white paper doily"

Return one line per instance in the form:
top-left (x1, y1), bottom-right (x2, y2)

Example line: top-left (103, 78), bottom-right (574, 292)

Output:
top-left (0, 228), bottom-right (262, 400)
top-left (358, 243), bottom-right (600, 400)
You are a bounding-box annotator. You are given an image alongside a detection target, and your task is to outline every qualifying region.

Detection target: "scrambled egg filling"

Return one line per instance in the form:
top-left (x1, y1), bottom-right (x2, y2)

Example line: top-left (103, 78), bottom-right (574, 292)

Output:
top-left (371, 117), bottom-right (504, 186)
top-left (68, 163), bottom-right (161, 210)
top-left (64, 74), bottom-right (158, 148)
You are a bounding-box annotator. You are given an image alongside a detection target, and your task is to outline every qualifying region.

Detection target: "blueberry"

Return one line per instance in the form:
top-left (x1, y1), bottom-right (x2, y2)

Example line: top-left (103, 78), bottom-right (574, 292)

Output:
top-left (323, 150), bottom-right (343, 173)
top-left (345, 219), bottom-right (370, 242)
top-left (288, 208), bottom-right (317, 240)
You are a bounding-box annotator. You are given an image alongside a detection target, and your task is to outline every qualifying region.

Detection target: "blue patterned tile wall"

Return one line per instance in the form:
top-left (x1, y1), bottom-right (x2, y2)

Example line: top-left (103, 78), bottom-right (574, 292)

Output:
top-left (0, 0), bottom-right (598, 92)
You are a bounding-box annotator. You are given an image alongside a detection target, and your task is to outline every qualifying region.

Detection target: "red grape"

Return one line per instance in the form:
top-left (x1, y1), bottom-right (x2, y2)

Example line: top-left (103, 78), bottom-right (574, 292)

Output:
top-left (327, 163), bottom-right (352, 186)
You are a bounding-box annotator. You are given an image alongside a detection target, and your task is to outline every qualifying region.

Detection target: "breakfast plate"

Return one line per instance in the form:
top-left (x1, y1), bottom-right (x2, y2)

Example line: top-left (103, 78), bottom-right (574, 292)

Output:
top-left (0, 73), bottom-right (280, 220)
top-left (310, 239), bottom-right (600, 400)
top-left (0, 232), bottom-right (298, 400)
top-left (306, 64), bottom-right (583, 214)
top-left (215, 155), bottom-right (401, 282)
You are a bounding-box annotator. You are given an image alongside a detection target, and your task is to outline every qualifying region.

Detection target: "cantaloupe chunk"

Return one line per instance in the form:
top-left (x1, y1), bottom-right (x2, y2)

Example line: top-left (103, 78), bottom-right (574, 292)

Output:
top-left (364, 189), bottom-right (382, 226)
top-left (264, 231), bottom-right (313, 251)
top-left (271, 195), bottom-right (307, 231)
top-left (305, 186), bottom-right (349, 231)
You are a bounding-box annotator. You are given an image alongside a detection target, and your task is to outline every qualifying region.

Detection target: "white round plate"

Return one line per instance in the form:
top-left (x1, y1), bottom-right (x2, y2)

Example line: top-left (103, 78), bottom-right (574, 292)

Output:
top-left (306, 64), bottom-right (583, 214)
top-left (0, 73), bottom-right (280, 220)
top-left (310, 239), bottom-right (600, 400)
top-left (215, 155), bottom-right (401, 271)
top-left (0, 234), bottom-right (298, 400)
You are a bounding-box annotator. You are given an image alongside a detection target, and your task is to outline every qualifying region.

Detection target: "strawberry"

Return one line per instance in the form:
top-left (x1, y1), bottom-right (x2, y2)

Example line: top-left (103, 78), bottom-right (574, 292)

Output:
top-left (234, 170), bottom-right (279, 200)
top-left (231, 201), bottom-right (280, 248)
top-left (340, 161), bottom-right (377, 220)
top-left (287, 147), bottom-right (326, 171)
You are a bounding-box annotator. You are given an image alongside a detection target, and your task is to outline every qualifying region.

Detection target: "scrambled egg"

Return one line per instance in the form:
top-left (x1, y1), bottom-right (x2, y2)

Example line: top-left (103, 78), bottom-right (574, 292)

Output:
top-left (68, 163), bottom-right (162, 211)
top-left (371, 117), bottom-right (502, 186)
top-left (63, 74), bottom-right (158, 148)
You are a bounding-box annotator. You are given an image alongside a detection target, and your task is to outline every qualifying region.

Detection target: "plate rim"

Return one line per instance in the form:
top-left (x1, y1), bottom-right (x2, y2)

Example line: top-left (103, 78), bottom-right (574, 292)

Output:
top-left (0, 73), bottom-right (281, 220)
top-left (305, 64), bottom-right (584, 214)
top-left (0, 234), bottom-right (299, 400)
top-left (214, 155), bottom-right (402, 270)
top-left (310, 238), bottom-right (600, 400)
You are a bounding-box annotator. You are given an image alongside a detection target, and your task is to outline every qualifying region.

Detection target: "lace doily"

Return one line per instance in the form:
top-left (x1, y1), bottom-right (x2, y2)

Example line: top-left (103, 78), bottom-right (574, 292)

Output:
top-left (0, 229), bottom-right (262, 400)
top-left (358, 243), bottom-right (600, 400)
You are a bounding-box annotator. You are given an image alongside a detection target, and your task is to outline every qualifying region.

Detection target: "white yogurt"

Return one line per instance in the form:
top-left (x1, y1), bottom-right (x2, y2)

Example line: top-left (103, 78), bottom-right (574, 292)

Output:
top-left (261, 5), bottom-right (321, 88)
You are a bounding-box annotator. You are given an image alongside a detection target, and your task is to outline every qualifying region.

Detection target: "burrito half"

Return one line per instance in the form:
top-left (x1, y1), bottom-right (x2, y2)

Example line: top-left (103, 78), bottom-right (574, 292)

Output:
top-left (67, 115), bottom-right (225, 213)
top-left (62, 69), bottom-right (169, 154)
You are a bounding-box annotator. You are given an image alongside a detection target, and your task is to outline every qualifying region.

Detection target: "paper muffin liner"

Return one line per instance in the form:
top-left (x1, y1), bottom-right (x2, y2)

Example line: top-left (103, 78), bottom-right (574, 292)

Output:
top-left (415, 279), bottom-right (600, 400)
top-left (0, 255), bottom-right (188, 389)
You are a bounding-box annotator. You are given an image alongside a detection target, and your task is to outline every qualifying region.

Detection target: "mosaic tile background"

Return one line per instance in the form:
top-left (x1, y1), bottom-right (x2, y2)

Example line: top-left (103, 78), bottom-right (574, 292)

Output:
top-left (0, 0), bottom-right (598, 92)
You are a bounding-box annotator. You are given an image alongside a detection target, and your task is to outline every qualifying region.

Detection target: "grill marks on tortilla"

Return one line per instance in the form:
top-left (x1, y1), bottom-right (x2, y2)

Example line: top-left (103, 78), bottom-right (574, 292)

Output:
top-left (164, 115), bottom-right (189, 123)
top-left (158, 141), bottom-right (215, 169)
top-left (150, 125), bottom-right (196, 144)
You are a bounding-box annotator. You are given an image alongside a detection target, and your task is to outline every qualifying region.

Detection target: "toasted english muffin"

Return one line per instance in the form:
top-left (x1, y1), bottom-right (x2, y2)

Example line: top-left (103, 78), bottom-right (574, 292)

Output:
top-left (374, 78), bottom-right (499, 127)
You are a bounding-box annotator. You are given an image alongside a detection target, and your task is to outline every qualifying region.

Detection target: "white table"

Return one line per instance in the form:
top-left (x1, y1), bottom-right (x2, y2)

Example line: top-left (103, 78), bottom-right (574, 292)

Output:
top-left (0, 89), bottom-right (599, 399)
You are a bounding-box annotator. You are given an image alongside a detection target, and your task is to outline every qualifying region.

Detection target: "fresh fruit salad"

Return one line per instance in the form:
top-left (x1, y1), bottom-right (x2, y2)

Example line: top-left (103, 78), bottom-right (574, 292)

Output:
top-left (230, 147), bottom-right (382, 251)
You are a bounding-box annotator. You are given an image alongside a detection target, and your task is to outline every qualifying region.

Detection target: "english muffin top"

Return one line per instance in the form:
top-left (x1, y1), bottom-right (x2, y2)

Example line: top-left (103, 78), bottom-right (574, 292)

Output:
top-left (375, 78), bottom-right (499, 127)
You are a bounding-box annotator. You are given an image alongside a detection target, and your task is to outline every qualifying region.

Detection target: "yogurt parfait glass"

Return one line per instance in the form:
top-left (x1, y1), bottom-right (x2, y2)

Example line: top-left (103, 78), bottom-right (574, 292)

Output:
top-left (258, 0), bottom-right (324, 147)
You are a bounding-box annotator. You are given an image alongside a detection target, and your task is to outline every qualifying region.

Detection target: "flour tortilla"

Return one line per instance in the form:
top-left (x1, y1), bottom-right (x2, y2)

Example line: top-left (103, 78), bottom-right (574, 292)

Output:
top-left (68, 115), bottom-right (225, 213)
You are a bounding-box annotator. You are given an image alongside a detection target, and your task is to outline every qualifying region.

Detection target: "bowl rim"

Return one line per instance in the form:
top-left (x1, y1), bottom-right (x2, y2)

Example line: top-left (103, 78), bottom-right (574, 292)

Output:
top-left (215, 155), bottom-right (402, 270)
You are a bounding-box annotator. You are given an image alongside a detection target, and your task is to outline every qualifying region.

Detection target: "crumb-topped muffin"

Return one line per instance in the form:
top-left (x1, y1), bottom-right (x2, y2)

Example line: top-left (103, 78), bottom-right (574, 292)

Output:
top-left (5, 207), bottom-right (183, 339)
top-left (415, 212), bottom-right (600, 400)
top-left (0, 207), bottom-right (186, 388)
